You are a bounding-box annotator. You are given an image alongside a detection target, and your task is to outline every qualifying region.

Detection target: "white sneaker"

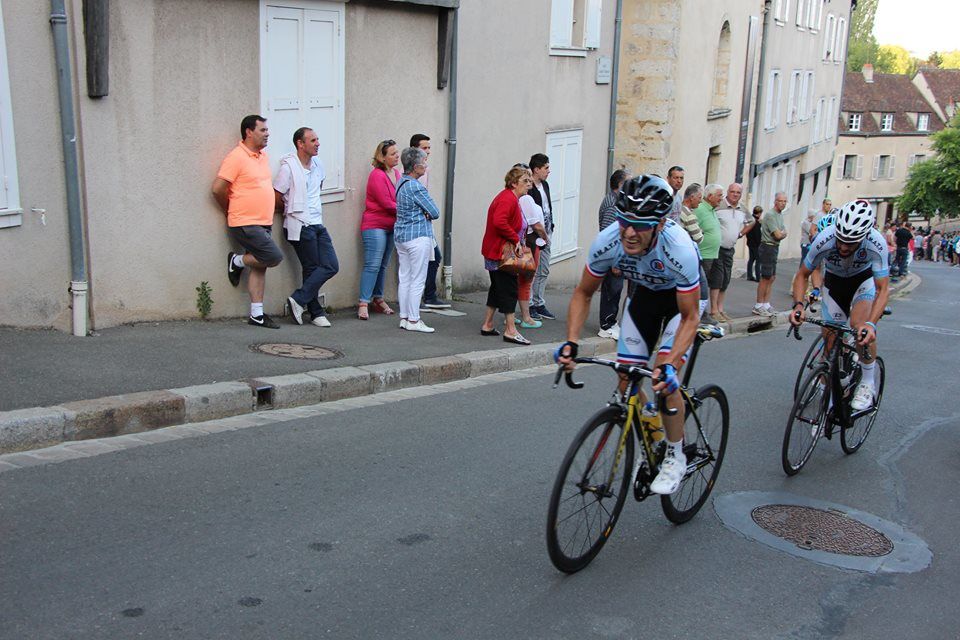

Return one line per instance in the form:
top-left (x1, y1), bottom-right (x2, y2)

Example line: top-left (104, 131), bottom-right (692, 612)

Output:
top-left (597, 323), bottom-right (620, 340)
top-left (850, 383), bottom-right (875, 411)
top-left (765, 306), bottom-right (778, 316)
top-left (310, 315), bottom-right (331, 328)
top-left (399, 319), bottom-right (408, 330)
top-left (650, 452), bottom-right (687, 495)
top-left (287, 297), bottom-right (304, 325)
top-left (752, 306), bottom-right (765, 316)
top-left (404, 319), bottom-right (435, 333)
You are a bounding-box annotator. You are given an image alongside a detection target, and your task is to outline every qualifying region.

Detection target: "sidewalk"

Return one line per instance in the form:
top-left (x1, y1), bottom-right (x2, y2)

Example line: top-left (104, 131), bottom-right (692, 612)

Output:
top-left (0, 263), bottom-right (918, 453)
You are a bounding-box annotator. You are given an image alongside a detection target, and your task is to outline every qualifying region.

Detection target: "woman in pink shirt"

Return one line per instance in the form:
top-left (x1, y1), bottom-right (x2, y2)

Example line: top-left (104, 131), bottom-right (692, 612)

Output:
top-left (358, 140), bottom-right (401, 320)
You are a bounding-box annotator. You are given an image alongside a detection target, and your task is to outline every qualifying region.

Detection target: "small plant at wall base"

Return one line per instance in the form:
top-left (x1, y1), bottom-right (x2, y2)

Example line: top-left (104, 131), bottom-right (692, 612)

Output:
top-left (196, 281), bottom-right (214, 319)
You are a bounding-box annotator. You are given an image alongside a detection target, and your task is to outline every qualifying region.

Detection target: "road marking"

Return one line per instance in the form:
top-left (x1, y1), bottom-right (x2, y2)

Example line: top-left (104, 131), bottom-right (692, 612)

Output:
top-left (901, 324), bottom-right (960, 337)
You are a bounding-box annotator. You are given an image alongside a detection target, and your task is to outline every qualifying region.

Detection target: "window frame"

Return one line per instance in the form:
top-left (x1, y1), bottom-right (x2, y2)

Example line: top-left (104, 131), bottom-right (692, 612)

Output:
top-left (774, 0), bottom-right (790, 24)
top-left (808, 0), bottom-right (823, 32)
top-left (822, 13), bottom-right (835, 61)
top-left (917, 113), bottom-right (930, 131)
top-left (786, 70), bottom-right (802, 125)
top-left (545, 128), bottom-right (584, 263)
top-left (764, 69), bottom-right (782, 131)
top-left (0, 0), bottom-right (21, 227)
top-left (880, 113), bottom-right (894, 132)
top-left (550, 0), bottom-right (597, 57)
top-left (848, 112), bottom-right (861, 132)
top-left (834, 17), bottom-right (846, 63)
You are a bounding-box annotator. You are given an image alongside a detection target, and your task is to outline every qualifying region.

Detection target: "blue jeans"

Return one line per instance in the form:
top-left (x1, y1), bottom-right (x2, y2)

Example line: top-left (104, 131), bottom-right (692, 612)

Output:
top-left (424, 243), bottom-right (442, 302)
top-left (359, 228), bottom-right (395, 302)
top-left (288, 224), bottom-right (339, 318)
top-left (892, 247), bottom-right (909, 276)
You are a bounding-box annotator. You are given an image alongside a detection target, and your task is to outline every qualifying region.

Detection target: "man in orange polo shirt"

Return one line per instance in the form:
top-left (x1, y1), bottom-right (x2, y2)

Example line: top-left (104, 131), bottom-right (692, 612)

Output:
top-left (212, 115), bottom-right (284, 329)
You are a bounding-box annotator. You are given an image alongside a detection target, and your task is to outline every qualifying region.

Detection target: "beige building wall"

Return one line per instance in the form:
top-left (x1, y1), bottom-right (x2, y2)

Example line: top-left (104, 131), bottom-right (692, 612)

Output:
top-left (828, 133), bottom-right (934, 223)
top-left (750, 0), bottom-right (850, 259)
top-left (0, 0), bottom-right (74, 330)
top-left (452, 0), bottom-right (616, 291)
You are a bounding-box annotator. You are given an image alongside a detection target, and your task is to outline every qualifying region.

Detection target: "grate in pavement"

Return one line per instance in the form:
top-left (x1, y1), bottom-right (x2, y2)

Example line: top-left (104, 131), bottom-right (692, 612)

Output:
top-left (249, 343), bottom-right (343, 360)
top-left (751, 504), bottom-right (893, 557)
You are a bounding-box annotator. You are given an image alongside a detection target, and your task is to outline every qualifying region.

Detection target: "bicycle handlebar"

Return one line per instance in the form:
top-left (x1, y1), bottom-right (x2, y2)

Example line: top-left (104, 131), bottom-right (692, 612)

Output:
top-left (552, 357), bottom-right (678, 415)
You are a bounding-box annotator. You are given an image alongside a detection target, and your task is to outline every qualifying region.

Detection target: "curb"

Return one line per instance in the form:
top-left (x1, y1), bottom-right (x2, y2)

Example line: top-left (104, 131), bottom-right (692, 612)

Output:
top-left (0, 273), bottom-right (917, 456)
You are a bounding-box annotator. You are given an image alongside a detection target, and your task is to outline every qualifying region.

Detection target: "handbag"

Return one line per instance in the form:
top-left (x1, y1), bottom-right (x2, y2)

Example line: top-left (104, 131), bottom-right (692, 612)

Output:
top-left (499, 240), bottom-right (536, 276)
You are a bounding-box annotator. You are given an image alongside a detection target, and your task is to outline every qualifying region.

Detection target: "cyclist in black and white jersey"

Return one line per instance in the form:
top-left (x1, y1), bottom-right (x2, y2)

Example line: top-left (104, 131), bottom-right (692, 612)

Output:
top-left (556, 175), bottom-right (706, 495)
top-left (789, 200), bottom-right (890, 410)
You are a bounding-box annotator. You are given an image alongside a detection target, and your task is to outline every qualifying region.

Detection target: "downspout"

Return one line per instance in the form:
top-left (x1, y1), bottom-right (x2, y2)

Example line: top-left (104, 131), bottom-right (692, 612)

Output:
top-left (50, 0), bottom-right (89, 336)
top-left (441, 7), bottom-right (458, 301)
top-left (605, 0), bottom-right (624, 179)
top-left (748, 0), bottom-right (772, 194)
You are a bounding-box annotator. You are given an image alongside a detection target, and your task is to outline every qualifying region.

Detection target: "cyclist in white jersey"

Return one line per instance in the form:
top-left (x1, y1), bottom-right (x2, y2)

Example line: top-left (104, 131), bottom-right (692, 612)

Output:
top-left (789, 199), bottom-right (890, 410)
top-left (556, 175), bottom-right (705, 495)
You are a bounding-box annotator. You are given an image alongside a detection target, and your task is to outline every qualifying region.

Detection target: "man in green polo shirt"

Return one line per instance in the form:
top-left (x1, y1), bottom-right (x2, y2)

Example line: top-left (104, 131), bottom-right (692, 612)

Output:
top-left (695, 184), bottom-right (723, 324)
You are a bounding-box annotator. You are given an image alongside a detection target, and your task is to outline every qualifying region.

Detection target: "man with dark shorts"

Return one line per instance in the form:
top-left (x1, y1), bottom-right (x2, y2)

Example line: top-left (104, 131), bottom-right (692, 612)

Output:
top-left (212, 115), bottom-right (283, 328)
top-left (715, 183), bottom-right (755, 321)
top-left (753, 192), bottom-right (788, 317)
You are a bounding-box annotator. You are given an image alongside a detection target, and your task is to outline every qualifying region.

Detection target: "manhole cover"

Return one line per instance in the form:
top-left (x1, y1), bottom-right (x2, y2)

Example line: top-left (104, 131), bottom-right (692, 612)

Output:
top-left (249, 343), bottom-right (342, 360)
top-left (751, 504), bottom-right (893, 557)
top-left (902, 324), bottom-right (960, 337)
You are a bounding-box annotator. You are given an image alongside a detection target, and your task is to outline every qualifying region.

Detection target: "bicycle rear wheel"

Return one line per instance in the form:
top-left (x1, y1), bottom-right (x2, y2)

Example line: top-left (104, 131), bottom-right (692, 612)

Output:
top-left (546, 405), bottom-right (634, 573)
top-left (782, 364), bottom-right (830, 476)
top-left (841, 357), bottom-right (884, 454)
top-left (661, 385), bottom-right (729, 524)
top-left (793, 334), bottom-right (825, 400)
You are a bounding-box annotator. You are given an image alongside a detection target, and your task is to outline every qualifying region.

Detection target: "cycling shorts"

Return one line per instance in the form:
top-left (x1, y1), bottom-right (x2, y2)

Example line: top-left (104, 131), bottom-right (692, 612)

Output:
top-left (617, 285), bottom-right (706, 366)
top-left (822, 270), bottom-right (875, 324)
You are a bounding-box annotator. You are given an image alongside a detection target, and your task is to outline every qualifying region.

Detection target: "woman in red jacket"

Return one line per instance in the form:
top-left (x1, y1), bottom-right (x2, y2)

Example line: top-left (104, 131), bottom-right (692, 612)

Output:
top-left (480, 166), bottom-right (532, 345)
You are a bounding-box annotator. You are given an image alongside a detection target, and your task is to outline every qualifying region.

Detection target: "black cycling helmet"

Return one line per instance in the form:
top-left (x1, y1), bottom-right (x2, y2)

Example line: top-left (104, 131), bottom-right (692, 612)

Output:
top-left (614, 175), bottom-right (674, 222)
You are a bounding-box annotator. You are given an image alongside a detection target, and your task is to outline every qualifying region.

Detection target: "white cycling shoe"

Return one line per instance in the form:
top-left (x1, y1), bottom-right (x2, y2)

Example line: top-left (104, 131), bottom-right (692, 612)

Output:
top-left (650, 452), bottom-right (686, 495)
top-left (850, 383), bottom-right (875, 411)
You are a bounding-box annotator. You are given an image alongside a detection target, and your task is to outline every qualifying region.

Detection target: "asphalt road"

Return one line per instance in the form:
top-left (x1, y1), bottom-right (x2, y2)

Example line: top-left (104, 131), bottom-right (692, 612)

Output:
top-left (1, 261), bottom-right (958, 639)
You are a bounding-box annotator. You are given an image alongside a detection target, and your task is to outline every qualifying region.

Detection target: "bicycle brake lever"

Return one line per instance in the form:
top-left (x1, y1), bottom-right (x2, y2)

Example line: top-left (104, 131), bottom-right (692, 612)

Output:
top-left (656, 391), bottom-right (679, 416)
top-left (565, 371), bottom-right (585, 390)
top-left (552, 366), bottom-right (564, 389)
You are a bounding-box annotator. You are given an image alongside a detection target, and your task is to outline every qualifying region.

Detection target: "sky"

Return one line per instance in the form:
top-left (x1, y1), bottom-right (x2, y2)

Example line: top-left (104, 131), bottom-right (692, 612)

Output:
top-left (873, 0), bottom-right (960, 58)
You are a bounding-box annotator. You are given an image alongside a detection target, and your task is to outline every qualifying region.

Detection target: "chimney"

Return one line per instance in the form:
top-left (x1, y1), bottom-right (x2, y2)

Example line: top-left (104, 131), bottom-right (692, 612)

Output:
top-left (862, 63), bottom-right (874, 83)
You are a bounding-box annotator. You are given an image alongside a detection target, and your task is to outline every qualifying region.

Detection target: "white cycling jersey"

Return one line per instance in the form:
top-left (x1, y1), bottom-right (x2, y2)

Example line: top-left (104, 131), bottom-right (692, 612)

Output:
top-left (803, 226), bottom-right (889, 279)
top-left (586, 219), bottom-right (701, 294)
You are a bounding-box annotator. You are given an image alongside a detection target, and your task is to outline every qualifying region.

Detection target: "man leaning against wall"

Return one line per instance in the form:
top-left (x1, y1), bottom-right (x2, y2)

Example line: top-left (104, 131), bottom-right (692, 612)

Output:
top-left (212, 115), bottom-right (284, 329)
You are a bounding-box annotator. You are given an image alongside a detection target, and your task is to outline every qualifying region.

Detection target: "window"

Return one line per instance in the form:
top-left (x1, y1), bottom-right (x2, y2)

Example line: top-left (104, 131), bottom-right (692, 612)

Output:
top-left (826, 96), bottom-right (837, 140)
top-left (0, 0), bottom-right (21, 227)
top-left (822, 13), bottom-right (835, 60)
top-left (786, 70), bottom-right (802, 124)
top-left (873, 154), bottom-right (895, 180)
top-left (764, 70), bottom-right (782, 130)
top-left (811, 97), bottom-right (824, 144)
top-left (774, 0), bottom-right (790, 24)
top-left (834, 17), bottom-right (846, 63)
top-left (260, 1), bottom-right (345, 197)
top-left (711, 22), bottom-right (732, 108)
top-left (809, 0), bottom-right (823, 31)
top-left (842, 154), bottom-right (862, 180)
top-left (918, 113), bottom-right (930, 131)
top-left (848, 113), bottom-right (861, 131)
top-left (550, 0), bottom-right (601, 54)
top-left (800, 70), bottom-right (814, 120)
top-left (880, 113), bottom-right (894, 131)
top-left (545, 129), bottom-right (583, 261)
top-left (909, 153), bottom-right (927, 167)
top-left (796, 0), bottom-right (806, 29)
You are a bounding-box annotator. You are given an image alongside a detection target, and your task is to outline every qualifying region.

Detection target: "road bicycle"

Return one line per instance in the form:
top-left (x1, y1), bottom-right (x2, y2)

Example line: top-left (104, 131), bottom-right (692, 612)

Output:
top-left (545, 325), bottom-right (728, 574)
top-left (782, 315), bottom-right (887, 475)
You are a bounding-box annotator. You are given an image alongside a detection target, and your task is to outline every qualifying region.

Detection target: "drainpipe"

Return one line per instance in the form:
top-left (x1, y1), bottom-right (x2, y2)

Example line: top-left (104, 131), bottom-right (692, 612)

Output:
top-left (441, 8), bottom-right (458, 301)
top-left (50, 0), bottom-right (89, 336)
top-left (748, 0), bottom-right (772, 195)
top-left (605, 0), bottom-right (624, 179)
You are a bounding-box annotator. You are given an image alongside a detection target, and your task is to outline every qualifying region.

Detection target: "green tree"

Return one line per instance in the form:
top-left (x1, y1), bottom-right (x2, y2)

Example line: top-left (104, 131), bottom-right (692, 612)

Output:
top-left (875, 44), bottom-right (921, 76)
top-left (847, 38), bottom-right (879, 73)
top-left (899, 117), bottom-right (960, 218)
top-left (846, 0), bottom-right (880, 72)
top-left (940, 50), bottom-right (960, 69)
top-left (926, 51), bottom-right (943, 68)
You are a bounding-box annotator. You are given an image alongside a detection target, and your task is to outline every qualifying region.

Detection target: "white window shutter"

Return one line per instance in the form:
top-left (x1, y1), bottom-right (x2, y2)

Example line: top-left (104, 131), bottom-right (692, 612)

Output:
top-left (786, 73), bottom-right (797, 124)
top-left (765, 75), bottom-right (775, 128)
top-left (855, 155), bottom-right (863, 180)
top-left (550, 0), bottom-right (574, 48)
top-left (584, 0), bottom-right (602, 49)
top-left (887, 155), bottom-right (896, 180)
top-left (833, 153), bottom-right (844, 178)
top-left (871, 156), bottom-right (880, 180)
top-left (796, 0), bottom-right (805, 26)
top-left (774, 76), bottom-right (782, 127)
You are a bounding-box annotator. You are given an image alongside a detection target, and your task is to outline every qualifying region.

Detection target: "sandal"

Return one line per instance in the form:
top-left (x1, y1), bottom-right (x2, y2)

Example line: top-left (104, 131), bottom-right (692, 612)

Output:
top-left (503, 333), bottom-right (531, 345)
top-left (357, 302), bottom-right (369, 320)
top-left (480, 328), bottom-right (500, 336)
top-left (371, 298), bottom-right (395, 315)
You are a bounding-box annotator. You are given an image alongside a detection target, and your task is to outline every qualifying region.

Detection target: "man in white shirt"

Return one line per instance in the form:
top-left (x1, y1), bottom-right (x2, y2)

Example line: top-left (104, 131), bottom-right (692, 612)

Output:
top-left (714, 183), bottom-right (755, 321)
top-left (274, 127), bottom-right (340, 327)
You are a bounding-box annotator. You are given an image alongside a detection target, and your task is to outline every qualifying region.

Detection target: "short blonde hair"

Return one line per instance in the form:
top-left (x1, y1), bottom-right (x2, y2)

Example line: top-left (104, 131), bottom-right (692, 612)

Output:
top-left (504, 166), bottom-right (531, 189)
top-left (371, 139), bottom-right (397, 170)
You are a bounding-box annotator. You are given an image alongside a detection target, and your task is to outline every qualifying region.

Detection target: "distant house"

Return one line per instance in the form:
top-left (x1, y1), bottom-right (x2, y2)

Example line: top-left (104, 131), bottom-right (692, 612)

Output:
top-left (912, 68), bottom-right (960, 125)
top-left (828, 64), bottom-right (945, 223)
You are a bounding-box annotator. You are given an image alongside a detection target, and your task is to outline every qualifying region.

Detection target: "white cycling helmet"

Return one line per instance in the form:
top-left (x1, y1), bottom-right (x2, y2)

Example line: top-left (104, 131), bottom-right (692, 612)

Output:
top-left (835, 199), bottom-right (875, 242)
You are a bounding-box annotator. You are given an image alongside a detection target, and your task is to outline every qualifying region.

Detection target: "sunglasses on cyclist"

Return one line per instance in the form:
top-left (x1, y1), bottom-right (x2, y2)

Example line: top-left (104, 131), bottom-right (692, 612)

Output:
top-left (615, 212), bottom-right (660, 231)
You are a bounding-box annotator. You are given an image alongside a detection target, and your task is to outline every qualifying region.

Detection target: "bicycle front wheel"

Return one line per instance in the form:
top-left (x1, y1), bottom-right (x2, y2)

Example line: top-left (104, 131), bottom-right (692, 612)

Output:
top-left (841, 357), bottom-right (885, 454)
top-left (546, 405), bottom-right (634, 573)
top-left (661, 385), bottom-right (729, 524)
top-left (782, 364), bottom-right (830, 476)
top-left (793, 334), bottom-right (825, 400)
